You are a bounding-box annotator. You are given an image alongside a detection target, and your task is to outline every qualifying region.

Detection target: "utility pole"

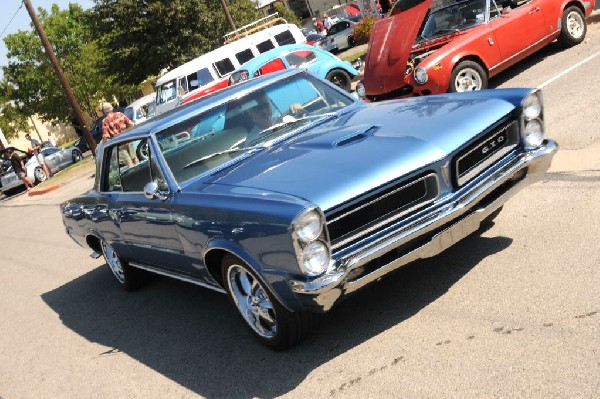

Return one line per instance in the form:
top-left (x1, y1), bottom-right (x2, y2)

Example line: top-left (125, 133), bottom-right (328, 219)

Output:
top-left (23, 0), bottom-right (96, 156)
top-left (219, 0), bottom-right (237, 31)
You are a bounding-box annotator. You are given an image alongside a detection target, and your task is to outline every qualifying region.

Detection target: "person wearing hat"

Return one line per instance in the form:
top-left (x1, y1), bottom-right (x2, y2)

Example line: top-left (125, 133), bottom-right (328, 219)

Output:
top-left (25, 132), bottom-right (51, 178)
top-left (100, 101), bottom-right (138, 167)
top-left (6, 148), bottom-right (34, 190)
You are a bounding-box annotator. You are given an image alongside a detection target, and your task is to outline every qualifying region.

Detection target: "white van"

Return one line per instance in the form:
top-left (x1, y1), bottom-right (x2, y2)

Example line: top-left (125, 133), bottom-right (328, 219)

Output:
top-left (154, 19), bottom-right (305, 115)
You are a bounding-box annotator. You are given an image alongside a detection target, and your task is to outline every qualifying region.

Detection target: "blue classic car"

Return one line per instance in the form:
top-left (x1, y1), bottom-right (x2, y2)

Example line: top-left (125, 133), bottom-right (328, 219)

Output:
top-left (61, 69), bottom-right (556, 349)
top-left (228, 43), bottom-right (358, 92)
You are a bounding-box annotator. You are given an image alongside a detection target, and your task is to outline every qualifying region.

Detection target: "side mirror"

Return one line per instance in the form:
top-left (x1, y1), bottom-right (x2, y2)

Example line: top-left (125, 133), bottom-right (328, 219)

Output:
top-left (143, 181), bottom-right (169, 201)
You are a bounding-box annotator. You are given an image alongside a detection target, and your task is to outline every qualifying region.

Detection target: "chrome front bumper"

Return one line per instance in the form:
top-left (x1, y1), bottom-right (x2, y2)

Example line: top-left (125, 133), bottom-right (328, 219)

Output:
top-left (289, 140), bottom-right (558, 312)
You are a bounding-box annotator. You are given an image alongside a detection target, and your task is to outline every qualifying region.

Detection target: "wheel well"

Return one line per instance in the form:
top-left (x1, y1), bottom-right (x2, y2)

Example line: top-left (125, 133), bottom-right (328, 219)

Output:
top-left (86, 234), bottom-right (102, 254)
top-left (204, 249), bottom-right (228, 287)
top-left (563, 1), bottom-right (584, 15)
top-left (453, 56), bottom-right (489, 78)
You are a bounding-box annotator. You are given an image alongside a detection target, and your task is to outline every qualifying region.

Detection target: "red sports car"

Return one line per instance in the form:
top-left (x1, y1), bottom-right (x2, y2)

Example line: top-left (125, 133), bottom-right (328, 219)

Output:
top-left (358, 0), bottom-right (595, 100)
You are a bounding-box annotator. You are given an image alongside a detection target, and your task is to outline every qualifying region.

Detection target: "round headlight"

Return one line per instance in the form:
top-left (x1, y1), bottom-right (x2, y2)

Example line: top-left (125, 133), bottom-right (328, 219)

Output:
top-left (302, 241), bottom-right (330, 276)
top-left (414, 66), bottom-right (428, 85)
top-left (522, 92), bottom-right (542, 120)
top-left (356, 82), bottom-right (366, 99)
top-left (524, 119), bottom-right (544, 149)
top-left (294, 210), bottom-right (322, 244)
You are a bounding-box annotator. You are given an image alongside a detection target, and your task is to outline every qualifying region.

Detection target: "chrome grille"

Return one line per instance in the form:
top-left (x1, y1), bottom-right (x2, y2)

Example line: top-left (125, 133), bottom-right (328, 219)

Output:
top-left (454, 119), bottom-right (519, 186)
top-left (326, 173), bottom-right (439, 250)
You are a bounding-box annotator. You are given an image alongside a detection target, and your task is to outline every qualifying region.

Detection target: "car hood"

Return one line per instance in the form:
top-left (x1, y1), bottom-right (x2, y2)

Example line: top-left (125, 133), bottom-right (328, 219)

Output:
top-left (363, 0), bottom-right (432, 96)
top-left (198, 96), bottom-right (514, 212)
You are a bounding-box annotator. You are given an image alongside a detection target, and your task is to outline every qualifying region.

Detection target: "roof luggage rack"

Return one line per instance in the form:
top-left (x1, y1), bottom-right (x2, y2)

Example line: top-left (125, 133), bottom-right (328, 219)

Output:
top-left (223, 13), bottom-right (287, 44)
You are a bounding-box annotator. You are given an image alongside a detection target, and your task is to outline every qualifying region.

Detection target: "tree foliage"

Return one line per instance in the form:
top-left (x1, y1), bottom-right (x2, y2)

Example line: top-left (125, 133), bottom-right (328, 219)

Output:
top-left (0, 80), bottom-right (29, 141)
top-left (1, 4), bottom-right (136, 127)
top-left (90, 0), bottom-right (262, 86)
top-left (274, 3), bottom-right (301, 27)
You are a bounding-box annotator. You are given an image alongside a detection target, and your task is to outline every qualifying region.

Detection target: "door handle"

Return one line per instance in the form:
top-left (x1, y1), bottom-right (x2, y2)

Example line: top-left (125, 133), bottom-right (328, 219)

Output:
top-left (528, 7), bottom-right (540, 14)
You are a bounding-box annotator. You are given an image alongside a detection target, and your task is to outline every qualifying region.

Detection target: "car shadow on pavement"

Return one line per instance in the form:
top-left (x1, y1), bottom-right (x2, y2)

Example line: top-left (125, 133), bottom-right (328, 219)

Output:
top-left (42, 231), bottom-right (512, 397)
top-left (489, 41), bottom-right (566, 89)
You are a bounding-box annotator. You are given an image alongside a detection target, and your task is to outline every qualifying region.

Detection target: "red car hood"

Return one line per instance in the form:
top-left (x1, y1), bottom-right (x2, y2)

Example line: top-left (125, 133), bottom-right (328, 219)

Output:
top-left (363, 0), bottom-right (431, 96)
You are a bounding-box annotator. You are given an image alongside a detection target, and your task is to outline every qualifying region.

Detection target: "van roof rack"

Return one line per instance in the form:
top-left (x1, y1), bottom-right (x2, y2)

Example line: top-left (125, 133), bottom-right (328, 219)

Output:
top-left (223, 13), bottom-right (287, 44)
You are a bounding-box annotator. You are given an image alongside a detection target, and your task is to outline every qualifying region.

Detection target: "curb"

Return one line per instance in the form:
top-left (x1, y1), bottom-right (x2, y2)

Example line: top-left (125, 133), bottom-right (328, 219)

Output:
top-left (28, 184), bottom-right (60, 196)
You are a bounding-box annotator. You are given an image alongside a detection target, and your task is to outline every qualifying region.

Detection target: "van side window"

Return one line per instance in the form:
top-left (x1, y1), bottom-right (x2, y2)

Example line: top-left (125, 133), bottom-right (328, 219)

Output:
top-left (196, 68), bottom-right (214, 86)
top-left (257, 40), bottom-right (275, 53)
top-left (274, 30), bottom-right (295, 46)
top-left (213, 58), bottom-right (235, 77)
top-left (236, 49), bottom-right (255, 65)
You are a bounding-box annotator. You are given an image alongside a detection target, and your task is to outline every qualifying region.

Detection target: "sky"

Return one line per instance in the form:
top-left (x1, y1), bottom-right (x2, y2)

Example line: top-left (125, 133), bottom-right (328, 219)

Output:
top-left (0, 0), bottom-right (94, 73)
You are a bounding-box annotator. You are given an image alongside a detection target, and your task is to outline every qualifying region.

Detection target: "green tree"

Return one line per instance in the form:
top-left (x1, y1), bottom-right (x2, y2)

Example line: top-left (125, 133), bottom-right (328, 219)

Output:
top-left (274, 3), bottom-right (301, 27)
top-left (2, 4), bottom-right (136, 126)
top-left (90, 0), bottom-right (262, 86)
top-left (0, 80), bottom-right (29, 141)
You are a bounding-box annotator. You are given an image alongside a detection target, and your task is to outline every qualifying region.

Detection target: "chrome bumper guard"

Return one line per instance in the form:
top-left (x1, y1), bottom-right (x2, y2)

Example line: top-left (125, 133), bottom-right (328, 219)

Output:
top-left (290, 140), bottom-right (558, 312)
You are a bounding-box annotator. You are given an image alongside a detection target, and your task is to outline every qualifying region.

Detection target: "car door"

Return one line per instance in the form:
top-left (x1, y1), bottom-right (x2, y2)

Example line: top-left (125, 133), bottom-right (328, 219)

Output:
top-left (102, 139), bottom-right (200, 277)
top-left (487, 0), bottom-right (549, 70)
top-left (40, 147), bottom-right (63, 171)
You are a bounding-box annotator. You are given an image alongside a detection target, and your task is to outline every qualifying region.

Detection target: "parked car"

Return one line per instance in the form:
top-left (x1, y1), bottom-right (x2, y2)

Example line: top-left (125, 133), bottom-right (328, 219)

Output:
top-left (305, 33), bottom-right (326, 46)
top-left (75, 116), bottom-right (104, 153)
top-left (318, 19), bottom-right (358, 53)
top-left (123, 93), bottom-right (156, 125)
top-left (358, 0), bottom-right (594, 101)
top-left (229, 44), bottom-right (359, 92)
top-left (1, 145), bottom-right (83, 195)
top-left (180, 44), bottom-right (359, 104)
top-left (61, 69), bottom-right (557, 349)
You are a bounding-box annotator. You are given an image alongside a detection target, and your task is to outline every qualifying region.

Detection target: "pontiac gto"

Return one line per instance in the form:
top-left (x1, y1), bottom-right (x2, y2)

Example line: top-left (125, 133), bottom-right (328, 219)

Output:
top-left (61, 70), bottom-right (557, 348)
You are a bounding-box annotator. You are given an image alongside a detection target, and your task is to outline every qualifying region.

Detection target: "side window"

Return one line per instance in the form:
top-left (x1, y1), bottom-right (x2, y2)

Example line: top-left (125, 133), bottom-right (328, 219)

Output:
top-left (285, 50), bottom-right (317, 68)
top-left (236, 48), bottom-right (255, 65)
top-left (178, 77), bottom-right (188, 96)
top-left (196, 68), bottom-right (214, 87)
top-left (257, 40), bottom-right (275, 53)
top-left (274, 30), bottom-right (296, 45)
top-left (103, 139), bottom-right (151, 192)
top-left (213, 58), bottom-right (235, 77)
top-left (187, 71), bottom-right (199, 91)
top-left (257, 58), bottom-right (286, 75)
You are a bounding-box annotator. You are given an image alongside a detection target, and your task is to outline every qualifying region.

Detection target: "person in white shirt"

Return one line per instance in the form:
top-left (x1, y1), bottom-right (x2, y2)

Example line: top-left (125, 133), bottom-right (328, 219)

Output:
top-left (47, 132), bottom-right (57, 147)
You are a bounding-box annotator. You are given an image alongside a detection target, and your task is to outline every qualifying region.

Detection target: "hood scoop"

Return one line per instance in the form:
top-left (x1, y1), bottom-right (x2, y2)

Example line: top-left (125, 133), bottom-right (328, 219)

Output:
top-left (292, 124), bottom-right (379, 150)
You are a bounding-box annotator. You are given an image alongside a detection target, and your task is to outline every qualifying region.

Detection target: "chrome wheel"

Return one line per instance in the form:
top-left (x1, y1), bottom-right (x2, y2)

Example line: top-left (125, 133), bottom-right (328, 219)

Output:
top-left (101, 240), bottom-right (126, 284)
top-left (72, 150), bottom-right (82, 162)
top-left (226, 263), bottom-right (277, 339)
top-left (454, 67), bottom-right (483, 92)
top-left (566, 10), bottom-right (584, 40)
top-left (34, 167), bottom-right (47, 183)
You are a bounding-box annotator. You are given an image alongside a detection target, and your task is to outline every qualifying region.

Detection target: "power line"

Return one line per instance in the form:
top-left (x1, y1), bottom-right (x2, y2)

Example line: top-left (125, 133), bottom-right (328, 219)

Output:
top-left (0, 0), bottom-right (25, 40)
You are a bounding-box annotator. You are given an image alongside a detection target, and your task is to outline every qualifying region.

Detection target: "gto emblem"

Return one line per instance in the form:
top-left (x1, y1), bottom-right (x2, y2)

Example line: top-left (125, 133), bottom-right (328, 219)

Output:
top-left (481, 134), bottom-right (505, 154)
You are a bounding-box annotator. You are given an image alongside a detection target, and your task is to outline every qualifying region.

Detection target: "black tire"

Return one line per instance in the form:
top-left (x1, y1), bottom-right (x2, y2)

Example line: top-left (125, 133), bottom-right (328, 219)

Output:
top-left (449, 60), bottom-right (487, 92)
top-left (558, 6), bottom-right (586, 47)
top-left (348, 35), bottom-right (356, 47)
top-left (326, 69), bottom-right (352, 92)
top-left (221, 254), bottom-right (318, 349)
top-left (136, 141), bottom-right (149, 161)
top-left (100, 239), bottom-right (147, 292)
top-left (72, 150), bottom-right (83, 163)
top-left (33, 166), bottom-right (47, 184)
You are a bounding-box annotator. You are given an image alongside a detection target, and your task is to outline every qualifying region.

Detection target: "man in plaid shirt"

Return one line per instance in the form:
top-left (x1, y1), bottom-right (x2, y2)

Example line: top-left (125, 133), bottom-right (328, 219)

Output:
top-left (101, 102), bottom-right (139, 166)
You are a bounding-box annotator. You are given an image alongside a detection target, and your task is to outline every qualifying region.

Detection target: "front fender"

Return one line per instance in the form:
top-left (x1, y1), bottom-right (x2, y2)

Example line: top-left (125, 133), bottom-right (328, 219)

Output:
top-left (205, 238), bottom-right (307, 312)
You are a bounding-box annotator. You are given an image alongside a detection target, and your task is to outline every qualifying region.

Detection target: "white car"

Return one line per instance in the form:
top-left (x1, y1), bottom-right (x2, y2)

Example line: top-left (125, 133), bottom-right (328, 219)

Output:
top-left (123, 93), bottom-right (156, 125)
top-left (0, 146), bottom-right (83, 195)
top-left (318, 19), bottom-right (358, 53)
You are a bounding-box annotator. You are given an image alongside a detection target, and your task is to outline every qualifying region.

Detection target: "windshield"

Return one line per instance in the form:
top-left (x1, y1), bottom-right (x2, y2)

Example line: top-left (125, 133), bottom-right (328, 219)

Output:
top-left (156, 74), bottom-right (355, 183)
top-left (420, 0), bottom-right (486, 40)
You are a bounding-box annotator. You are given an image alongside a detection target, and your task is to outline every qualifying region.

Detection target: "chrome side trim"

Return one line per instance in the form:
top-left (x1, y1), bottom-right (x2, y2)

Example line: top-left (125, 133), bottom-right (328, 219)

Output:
top-left (489, 29), bottom-right (560, 72)
top-left (129, 262), bottom-right (226, 294)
